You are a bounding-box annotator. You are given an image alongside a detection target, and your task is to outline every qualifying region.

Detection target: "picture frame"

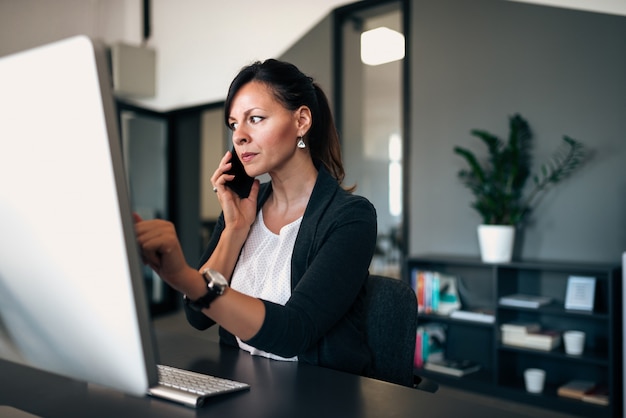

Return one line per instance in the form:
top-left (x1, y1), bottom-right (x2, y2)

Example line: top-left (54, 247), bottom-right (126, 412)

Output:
top-left (564, 276), bottom-right (596, 311)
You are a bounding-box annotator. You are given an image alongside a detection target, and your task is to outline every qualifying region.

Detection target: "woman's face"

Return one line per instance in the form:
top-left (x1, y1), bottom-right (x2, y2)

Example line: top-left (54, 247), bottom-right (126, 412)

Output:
top-left (227, 81), bottom-right (309, 178)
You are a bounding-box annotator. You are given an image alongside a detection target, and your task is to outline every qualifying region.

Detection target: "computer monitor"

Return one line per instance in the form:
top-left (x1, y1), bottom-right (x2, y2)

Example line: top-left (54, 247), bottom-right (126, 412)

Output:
top-left (0, 36), bottom-right (159, 397)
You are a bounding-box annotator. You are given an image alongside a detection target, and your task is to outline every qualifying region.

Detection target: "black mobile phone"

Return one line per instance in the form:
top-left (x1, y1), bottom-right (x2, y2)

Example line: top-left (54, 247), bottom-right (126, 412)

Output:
top-left (225, 147), bottom-right (254, 198)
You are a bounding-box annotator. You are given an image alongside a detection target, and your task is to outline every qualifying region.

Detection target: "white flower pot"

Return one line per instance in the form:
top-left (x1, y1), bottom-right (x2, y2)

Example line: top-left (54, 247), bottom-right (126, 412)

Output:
top-left (477, 224), bottom-right (515, 263)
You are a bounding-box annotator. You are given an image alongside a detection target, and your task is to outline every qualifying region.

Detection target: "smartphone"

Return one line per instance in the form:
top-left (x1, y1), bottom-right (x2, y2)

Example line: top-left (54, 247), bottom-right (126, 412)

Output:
top-left (225, 147), bottom-right (254, 198)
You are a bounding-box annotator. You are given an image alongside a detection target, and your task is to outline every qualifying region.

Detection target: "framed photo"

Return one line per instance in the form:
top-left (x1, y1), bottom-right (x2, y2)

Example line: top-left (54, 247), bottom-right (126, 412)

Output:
top-left (564, 276), bottom-right (596, 311)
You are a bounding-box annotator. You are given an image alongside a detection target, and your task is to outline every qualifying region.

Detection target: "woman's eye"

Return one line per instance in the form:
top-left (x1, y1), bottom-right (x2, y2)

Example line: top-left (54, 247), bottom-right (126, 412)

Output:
top-left (229, 116), bottom-right (262, 130)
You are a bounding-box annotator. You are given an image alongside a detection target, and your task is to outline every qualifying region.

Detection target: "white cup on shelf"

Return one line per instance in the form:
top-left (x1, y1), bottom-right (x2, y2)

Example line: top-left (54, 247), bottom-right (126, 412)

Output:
top-left (523, 368), bottom-right (546, 393)
top-left (563, 330), bottom-right (585, 355)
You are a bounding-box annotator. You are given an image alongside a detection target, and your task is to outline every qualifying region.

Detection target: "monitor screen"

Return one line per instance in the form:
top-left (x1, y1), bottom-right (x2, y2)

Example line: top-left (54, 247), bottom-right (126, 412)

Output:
top-left (0, 36), bottom-right (158, 397)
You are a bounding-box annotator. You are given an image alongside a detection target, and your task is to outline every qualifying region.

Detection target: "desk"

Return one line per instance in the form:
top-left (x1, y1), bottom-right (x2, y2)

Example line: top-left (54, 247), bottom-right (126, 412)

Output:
top-left (1, 329), bottom-right (538, 417)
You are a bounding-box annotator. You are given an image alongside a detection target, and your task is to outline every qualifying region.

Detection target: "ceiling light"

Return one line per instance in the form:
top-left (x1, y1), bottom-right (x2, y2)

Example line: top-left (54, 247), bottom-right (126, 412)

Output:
top-left (360, 27), bottom-right (405, 66)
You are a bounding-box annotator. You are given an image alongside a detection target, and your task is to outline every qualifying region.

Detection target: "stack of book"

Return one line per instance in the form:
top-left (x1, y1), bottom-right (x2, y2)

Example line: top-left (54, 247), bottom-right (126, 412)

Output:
top-left (500, 322), bottom-right (561, 351)
top-left (449, 308), bottom-right (495, 324)
top-left (499, 293), bottom-right (552, 308)
top-left (557, 380), bottom-right (609, 406)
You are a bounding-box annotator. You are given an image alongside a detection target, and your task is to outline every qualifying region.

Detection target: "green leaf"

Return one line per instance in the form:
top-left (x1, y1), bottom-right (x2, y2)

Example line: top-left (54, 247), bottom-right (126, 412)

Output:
top-left (454, 115), bottom-right (589, 225)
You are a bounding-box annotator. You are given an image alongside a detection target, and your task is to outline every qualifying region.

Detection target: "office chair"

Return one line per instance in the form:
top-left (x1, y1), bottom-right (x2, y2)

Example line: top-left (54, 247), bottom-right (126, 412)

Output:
top-left (364, 274), bottom-right (438, 392)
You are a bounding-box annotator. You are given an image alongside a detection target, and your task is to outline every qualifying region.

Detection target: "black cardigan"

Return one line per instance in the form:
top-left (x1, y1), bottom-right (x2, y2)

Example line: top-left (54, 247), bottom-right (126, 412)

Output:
top-left (184, 165), bottom-right (377, 375)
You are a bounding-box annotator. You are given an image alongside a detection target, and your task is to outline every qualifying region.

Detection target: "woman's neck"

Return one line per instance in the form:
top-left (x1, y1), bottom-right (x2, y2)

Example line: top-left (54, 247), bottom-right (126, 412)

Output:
top-left (262, 159), bottom-right (317, 233)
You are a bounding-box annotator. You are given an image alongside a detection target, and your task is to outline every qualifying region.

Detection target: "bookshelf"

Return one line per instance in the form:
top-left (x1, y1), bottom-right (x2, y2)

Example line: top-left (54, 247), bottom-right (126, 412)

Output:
top-left (406, 255), bottom-right (622, 417)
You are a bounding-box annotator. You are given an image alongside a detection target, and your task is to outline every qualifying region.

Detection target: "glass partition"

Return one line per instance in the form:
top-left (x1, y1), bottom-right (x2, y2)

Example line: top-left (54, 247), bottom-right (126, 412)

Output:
top-left (337, 0), bottom-right (406, 278)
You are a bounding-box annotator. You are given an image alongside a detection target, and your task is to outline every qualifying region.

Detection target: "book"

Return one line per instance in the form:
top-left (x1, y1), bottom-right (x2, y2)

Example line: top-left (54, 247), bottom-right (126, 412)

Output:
top-left (424, 359), bottom-right (481, 377)
top-left (499, 293), bottom-right (552, 308)
top-left (500, 321), bottom-right (541, 334)
top-left (502, 330), bottom-right (561, 351)
top-left (414, 327), bottom-right (423, 368)
top-left (436, 273), bottom-right (461, 315)
top-left (415, 323), bottom-right (447, 368)
top-left (410, 269), bottom-right (460, 315)
top-left (423, 323), bottom-right (446, 363)
top-left (557, 380), bottom-right (597, 400)
top-left (450, 308), bottom-right (495, 323)
top-left (581, 384), bottom-right (609, 406)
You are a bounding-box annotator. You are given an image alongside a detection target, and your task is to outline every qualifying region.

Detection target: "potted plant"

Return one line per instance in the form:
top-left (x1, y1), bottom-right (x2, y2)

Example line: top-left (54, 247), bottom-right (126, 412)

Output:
top-left (454, 113), bottom-right (588, 263)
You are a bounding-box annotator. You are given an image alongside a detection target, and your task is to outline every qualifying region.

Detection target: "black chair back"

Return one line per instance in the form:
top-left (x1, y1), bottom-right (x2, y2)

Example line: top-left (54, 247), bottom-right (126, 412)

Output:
top-left (364, 274), bottom-right (417, 387)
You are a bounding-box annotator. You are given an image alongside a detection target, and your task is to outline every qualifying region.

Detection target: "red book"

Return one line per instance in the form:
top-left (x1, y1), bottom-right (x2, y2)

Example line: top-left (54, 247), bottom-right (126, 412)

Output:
top-left (414, 329), bottom-right (423, 368)
top-left (417, 272), bottom-right (425, 313)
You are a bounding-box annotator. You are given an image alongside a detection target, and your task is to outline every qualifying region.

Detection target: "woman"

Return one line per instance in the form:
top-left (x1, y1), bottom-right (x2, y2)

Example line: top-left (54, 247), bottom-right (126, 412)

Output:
top-left (134, 59), bottom-right (377, 375)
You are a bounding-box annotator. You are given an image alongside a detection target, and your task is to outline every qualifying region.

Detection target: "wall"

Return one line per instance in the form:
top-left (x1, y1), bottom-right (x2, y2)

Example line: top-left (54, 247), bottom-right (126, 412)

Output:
top-left (279, 14), bottom-right (336, 109)
top-left (409, 0), bottom-right (626, 263)
top-left (0, 0), bottom-right (141, 55)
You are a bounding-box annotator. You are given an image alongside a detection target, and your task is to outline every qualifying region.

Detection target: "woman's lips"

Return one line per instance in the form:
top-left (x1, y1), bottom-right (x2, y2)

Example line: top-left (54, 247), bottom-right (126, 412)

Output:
top-left (241, 152), bottom-right (256, 163)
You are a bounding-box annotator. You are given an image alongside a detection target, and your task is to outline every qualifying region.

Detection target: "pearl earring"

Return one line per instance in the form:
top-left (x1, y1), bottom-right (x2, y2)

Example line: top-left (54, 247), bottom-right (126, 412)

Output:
top-left (297, 136), bottom-right (306, 149)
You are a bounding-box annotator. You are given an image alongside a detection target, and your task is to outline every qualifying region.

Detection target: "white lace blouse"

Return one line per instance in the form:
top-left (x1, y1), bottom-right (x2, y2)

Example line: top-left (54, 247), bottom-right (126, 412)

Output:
top-left (230, 209), bottom-right (302, 361)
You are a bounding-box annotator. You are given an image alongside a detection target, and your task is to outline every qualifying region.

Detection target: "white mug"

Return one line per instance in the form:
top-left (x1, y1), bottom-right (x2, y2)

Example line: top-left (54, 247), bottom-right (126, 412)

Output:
top-left (524, 368), bottom-right (546, 393)
top-left (563, 330), bottom-right (585, 355)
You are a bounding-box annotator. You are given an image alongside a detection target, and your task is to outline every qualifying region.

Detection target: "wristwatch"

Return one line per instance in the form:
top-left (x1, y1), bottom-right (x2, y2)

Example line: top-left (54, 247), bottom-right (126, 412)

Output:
top-left (185, 268), bottom-right (229, 312)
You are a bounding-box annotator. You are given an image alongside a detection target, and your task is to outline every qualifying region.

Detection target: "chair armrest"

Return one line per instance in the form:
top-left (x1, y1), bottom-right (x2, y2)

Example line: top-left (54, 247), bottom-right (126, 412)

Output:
top-left (413, 374), bottom-right (439, 393)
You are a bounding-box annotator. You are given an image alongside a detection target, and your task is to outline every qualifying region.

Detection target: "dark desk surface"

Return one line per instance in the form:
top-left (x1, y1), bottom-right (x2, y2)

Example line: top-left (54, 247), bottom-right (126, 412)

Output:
top-left (1, 328), bottom-right (538, 418)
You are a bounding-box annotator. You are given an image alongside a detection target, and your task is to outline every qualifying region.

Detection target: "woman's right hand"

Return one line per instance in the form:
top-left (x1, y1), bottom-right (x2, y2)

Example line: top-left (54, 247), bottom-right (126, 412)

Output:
top-left (133, 213), bottom-right (198, 293)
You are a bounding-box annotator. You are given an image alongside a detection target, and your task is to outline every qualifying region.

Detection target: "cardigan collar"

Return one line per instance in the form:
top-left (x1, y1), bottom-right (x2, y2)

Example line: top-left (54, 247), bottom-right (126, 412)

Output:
top-left (256, 162), bottom-right (340, 219)
top-left (256, 163), bottom-right (342, 284)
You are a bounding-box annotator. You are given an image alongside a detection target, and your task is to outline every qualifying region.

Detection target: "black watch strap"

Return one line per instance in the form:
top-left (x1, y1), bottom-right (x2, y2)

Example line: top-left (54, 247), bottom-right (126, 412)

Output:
top-left (185, 269), bottom-right (227, 312)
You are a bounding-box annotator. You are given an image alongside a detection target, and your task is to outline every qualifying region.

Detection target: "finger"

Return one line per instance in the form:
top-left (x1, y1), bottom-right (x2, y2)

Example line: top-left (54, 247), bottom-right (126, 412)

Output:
top-left (247, 179), bottom-right (261, 201)
top-left (142, 251), bottom-right (161, 271)
top-left (135, 233), bottom-right (160, 267)
top-left (210, 151), bottom-right (233, 189)
top-left (222, 149), bottom-right (233, 164)
top-left (132, 212), bottom-right (143, 224)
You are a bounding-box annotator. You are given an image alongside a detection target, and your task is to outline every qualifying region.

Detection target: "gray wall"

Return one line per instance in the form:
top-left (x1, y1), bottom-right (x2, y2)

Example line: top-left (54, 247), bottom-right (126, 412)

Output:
top-left (280, 13), bottom-right (335, 108)
top-left (409, 0), bottom-right (626, 264)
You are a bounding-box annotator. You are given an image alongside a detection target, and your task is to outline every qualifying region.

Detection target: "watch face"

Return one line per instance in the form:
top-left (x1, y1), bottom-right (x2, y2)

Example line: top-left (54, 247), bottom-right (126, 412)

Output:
top-left (187, 269), bottom-right (229, 312)
top-left (203, 269), bottom-right (228, 288)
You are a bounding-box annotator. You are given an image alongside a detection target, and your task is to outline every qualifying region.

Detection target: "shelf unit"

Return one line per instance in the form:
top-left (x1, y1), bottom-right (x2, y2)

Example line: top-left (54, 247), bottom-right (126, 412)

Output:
top-left (407, 255), bottom-right (622, 417)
